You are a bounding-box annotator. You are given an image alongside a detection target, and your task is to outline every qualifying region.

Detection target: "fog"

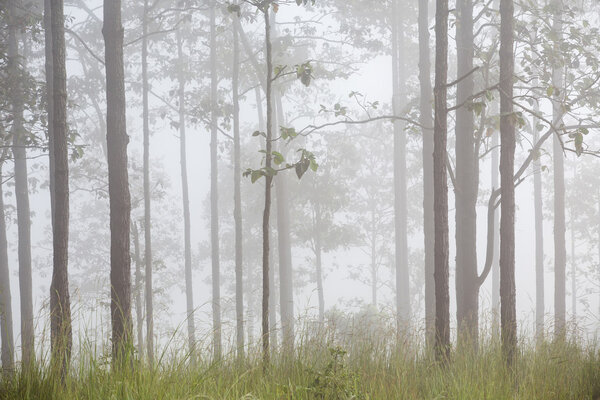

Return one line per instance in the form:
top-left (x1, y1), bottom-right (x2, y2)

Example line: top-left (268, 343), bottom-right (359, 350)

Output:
top-left (1, 0), bottom-right (600, 386)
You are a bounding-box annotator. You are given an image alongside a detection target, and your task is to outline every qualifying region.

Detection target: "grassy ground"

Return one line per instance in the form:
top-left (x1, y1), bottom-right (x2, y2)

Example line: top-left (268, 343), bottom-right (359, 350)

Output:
top-left (1, 331), bottom-right (599, 400)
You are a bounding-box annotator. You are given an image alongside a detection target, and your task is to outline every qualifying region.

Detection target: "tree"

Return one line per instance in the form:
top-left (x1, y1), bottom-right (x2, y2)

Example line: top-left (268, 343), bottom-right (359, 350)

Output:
top-left (419, 0), bottom-right (435, 346)
top-left (499, 0), bottom-right (516, 365)
top-left (141, 0), bottom-right (155, 365)
top-left (433, 0), bottom-right (450, 360)
top-left (0, 151), bottom-right (14, 375)
top-left (103, 0), bottom-right (133, 364)
top-left (49, 0), bottom-right (73, 374)
top-left (209, 2), bottom-right (222, 361)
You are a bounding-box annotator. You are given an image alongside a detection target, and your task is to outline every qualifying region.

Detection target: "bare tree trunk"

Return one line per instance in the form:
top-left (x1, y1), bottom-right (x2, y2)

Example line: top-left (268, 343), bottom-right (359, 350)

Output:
top-left (433, 0), bottom-right (450, 361)
top-left (103, 0), bottom-right (133, 364)
top-left (232, 10), bottom-right (244, 360)
top-left (499, 0), bottom-right (516, 365)
top-left (455, 0), bottom-right (479, 346)
top-left (209, 3), bottom-right (222, 361)
top-left (391, 0), bottom-right (410, 329)
top-left (492, 130), bottom-right (500, 331)
top-left (419, 0), bottom-right (435, 346)
top-left (141, 0), bottom-right (154, 365)
top-left (44, 0), bottom-right (55, 226)
top-left (132, 222), bottom-right (144, 356)
top-left (532, 92), bottom-right (544, 341)
top-left (8, 0), bottom-right (34, 367)
top-left (176, 29), bottom-right (196, 367)
top-left (371, 207), bottom-right (377, 307)
top-left (570, 207), bottom-right (576, 320)
top-left (551, 0), bottom-right (566, 340)
top-left (274, 93), bottom-right (294, 354)
top-left (261, 5), bottom-right (274, 366)
top-left (314, 200), bottom-right (325, 324)
top-left (0, 159), bottom-right (14, 374)
top-left (49, 0), bottom-right (72, 374)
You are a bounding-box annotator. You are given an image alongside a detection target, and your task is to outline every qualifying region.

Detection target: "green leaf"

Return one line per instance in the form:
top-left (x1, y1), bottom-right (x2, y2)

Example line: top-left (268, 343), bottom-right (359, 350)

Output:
top-left (272, 151), bottom-right (285, 165)
top-left (251, 170), bottom-right (264, 183)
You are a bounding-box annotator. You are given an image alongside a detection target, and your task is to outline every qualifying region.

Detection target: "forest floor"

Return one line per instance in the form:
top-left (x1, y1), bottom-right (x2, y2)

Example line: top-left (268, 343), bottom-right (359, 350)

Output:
top-left (1, 331), bottom-right (600, 399)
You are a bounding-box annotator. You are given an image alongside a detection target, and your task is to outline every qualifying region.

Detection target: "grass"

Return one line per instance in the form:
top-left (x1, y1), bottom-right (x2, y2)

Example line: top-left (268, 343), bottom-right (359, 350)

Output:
top-left (1, 321), bottom-right (600, 399)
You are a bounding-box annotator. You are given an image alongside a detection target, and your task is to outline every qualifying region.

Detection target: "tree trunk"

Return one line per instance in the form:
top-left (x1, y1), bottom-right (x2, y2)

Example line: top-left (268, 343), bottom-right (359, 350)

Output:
top-left (419, 0), bottom-right (435, 346)
top-left (532, 92), bottom-right (544, 341)
top-left (570, 207), bottom-right (576, 319)
top-left (371, 206), bottom-right (378, 307)
top-left (261, 5), bottom-right (274, 366)
top-left (0, 160), bottom-right (14, 375)
top-left (274, 93), bottom-right (294, 354)
top-left (314, 200), bottom-right (325, 324)
top-left (492, 129), bottom-right (500, 331)
top-left (209, 3), bottom-right (222, 361)
top-left (455, 0), bottom-right (479, 346)
top-left (391, 0), bottom-right (410, 329)
top-left (103, 0), bottom-right (133, 364)
top-left (499, 0), bottom-right (516, 365)
top-left (8, 0), bottom-right (34, 367)
top-left (232, 11), bottom-right (244, 360)
top-left (141, 0), bottom-right (154, 365)
top-left (132, 222), bottom-right (144, 356)
top-left (433, 0), bottom-right (450, 361)
top-left (44, 0), bottom-right (55, 227)
top-left (49, 0), bottom-right (73, 374)
top-left (176, 29), bottom-right (196, 367)
top-left (551, 0), bottom-right (566, 340)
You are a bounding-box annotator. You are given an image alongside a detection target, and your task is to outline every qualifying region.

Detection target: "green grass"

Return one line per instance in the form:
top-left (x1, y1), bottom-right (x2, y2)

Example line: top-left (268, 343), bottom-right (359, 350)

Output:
top-left (1, 326), bottom-right (600, 399)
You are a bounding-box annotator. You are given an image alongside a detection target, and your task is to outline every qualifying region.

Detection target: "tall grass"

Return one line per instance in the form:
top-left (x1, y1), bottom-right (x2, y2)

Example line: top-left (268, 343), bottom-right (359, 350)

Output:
top-left (1, 317), bottom-right (599, 399)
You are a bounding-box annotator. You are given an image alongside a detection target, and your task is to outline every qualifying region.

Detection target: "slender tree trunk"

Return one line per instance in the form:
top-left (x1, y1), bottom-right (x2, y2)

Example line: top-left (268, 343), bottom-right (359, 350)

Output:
top-left (0, 160), bottom-right (14, 374)
top-left (44, 0), bottom-right (55, 226)
top-left (419, 0), bottom-right (435, 346)
top-left (570, 207), bottom-right (576, 320)
top-left (552, 0), bottom-right (566, 340)
top-left (455, 0), bottom-right (479, 345)
top-left (391, 0), bottom-right (410, 329)
top-left (232, 11), bottom-right (244, 359)
top-left (49, 0), bottom-right (72, 374)
top-left (132, 223), bottom-right (144, 356)
top-left (370, 207), bottom-right (377, 307)
top-left (314, 200), bottom-right (325, 324)
top-left (176, 29), bottom-right (196, 367)
top-left (141, 0), bottom-right (154, 365)
top-left (209, 3), bottom-right (222, 361)
top-left (492, 130), bottom-right (500, 331)
top-left (103, 0), bottom-right (133, 364)
top-left (532, 92), bottom-right (544, 341)
top-left (433, 0), bottom-right (450, 361)
top-left (274, 93), bottom-right (294, 354)
top-left (499, 0), bottom-right (516, 365)
top-left (261, 5), bottom-right (274, 366)
top-left (8, 0), bottom-right (34, 367)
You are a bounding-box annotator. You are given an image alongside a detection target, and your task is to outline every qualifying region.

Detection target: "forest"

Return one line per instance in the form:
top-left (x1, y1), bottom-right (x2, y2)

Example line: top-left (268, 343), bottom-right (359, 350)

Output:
top-left (1, 0), bottom-right (600, 398)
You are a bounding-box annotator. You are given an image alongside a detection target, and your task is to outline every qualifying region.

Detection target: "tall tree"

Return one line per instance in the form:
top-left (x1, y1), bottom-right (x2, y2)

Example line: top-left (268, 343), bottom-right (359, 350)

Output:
top-left (454, 0), bottom-right (479, 344)
top-left (8, 0), bottom-right (34, 366)
top-left (391, 0), bottom-right (410, 328)
top-left (103, 0), bottom-right (133, 363)
top-left (232, 8), bottom-right (244, 359)
top-left (49, 0), bottom-right (73, 373)
top-left (532, 88), bottom-right (544, 341)
top-left (419, 0), bottom-right (435, 345)
top-left (176, 28), bottom-right (196, 366)
top-left (0, 154), bottom-right (14, 374)
top-left (141, 0), bottom-right (154, 365)
top-left (551, 0), bottom-right (566, 340)
top-left (499, 0), bottom-right (516, 365)
top-left (433, 0), bottom-right (450, 360)
top-left (132, 222), bottom-right (144, 355)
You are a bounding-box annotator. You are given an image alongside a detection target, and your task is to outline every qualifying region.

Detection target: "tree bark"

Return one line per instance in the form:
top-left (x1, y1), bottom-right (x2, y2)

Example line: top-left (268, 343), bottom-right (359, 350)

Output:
top-left (499, 0), bottom-right (516, 366)
top-left (232, 10), bottom-right (244, 360)
top-left (44, 0), bottom-right (55, 227)
top-left (532, 91), bottom-right (544, 341)
top-left (209, 3), bottom-right (222, 361)
top-left (433, 0), bottom-right (450, 361)
top-left (0, 159), bottom-right (14, 374)
top-left (391, 0), bottom-right (410, 329)
top-left (419, 0), bottom-right (435, 347)
top-left (8, 0), bottom-right (34, 367)
top-left (551, 0), bottom-right (566, 340)
top-left (141, 0), bottom-right (154, 365)
top-left (103, 0), bottom-right (133, 364)
top-left (570, 207), bottom-right (576, 319)
top-left (455, 0), bottom-right (479, 346)
top-left (176, 29), bottom-right (196, 366)
top-left (49, 0), bottom-right (73, 374)
top-left (492, 129), bottom-right (500, 331)
top-left (262, 5), bottom-right (274, 366)
top-left (314, 199), bottom-right (325, 324)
